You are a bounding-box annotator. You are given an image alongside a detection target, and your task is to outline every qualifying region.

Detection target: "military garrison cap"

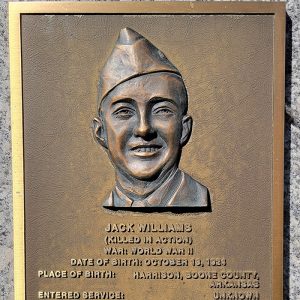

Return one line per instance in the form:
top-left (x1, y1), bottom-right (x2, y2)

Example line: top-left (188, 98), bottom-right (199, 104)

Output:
top-left (98, 27), bottom-right (182, 104)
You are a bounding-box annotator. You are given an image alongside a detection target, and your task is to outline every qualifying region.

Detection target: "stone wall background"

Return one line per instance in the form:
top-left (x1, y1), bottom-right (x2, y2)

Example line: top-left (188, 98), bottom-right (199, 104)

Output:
top-left (0, 1), bottom-right (299, 299)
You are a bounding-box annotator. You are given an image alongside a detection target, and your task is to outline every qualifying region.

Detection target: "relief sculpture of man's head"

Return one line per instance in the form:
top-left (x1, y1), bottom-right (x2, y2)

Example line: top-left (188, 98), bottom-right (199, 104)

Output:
top-left (93, 28), bottom-right (209, 209)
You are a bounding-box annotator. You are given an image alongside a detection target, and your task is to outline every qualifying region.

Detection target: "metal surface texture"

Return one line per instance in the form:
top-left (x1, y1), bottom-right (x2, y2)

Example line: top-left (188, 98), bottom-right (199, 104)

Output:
top-left (9, 2), bottom-right (285, 299)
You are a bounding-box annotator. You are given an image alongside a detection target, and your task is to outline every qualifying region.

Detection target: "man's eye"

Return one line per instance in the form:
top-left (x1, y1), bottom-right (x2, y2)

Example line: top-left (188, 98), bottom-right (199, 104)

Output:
top-left (153, 107), bottom-right (174, 116)
top-left (113, 108), bottom-right (134, 119)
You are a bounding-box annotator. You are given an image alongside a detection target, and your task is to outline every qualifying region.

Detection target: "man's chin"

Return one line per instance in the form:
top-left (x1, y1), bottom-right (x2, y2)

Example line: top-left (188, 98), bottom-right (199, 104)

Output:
top-left (125, 163), bottom-right (177, 182)
top-left (117, 158), bottom-right (176, 181)
top-left (127, 168), bottom-right (162, 181)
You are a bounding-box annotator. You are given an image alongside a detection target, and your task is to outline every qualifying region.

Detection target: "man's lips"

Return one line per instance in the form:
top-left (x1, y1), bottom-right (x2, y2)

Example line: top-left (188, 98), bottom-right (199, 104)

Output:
top-left (130, 144), bottom-right (162, 156)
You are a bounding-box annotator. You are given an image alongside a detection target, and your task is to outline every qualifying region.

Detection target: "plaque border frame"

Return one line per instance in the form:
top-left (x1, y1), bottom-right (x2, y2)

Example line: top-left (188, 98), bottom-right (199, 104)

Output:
top-left (9, 2), bottom-right (285, 299)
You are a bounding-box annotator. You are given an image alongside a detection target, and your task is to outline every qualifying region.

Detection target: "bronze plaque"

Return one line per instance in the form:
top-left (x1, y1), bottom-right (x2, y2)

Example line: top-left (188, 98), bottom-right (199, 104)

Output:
top-left (9, 2), bottom-right (285, 300)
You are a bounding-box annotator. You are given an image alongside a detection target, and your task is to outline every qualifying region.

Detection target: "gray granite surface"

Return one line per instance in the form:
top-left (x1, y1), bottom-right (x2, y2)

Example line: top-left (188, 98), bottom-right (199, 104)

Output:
top-left (0, 0), bottom-right (299, 299)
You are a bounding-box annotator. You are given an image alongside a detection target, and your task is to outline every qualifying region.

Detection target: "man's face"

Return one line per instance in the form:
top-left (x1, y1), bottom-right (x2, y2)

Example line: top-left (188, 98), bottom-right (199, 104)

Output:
top-left (98, 73), bottom-right (191, 180)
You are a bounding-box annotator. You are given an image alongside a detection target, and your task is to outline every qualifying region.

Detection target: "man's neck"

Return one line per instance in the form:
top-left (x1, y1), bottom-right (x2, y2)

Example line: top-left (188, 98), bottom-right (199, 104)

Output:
top-left (115, 166), bottom-right (178, 202)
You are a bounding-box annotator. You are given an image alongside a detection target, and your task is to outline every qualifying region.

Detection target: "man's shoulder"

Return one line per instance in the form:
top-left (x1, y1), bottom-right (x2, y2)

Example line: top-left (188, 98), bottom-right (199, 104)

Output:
top-left (167, 170), bottom-right (209, 207)
top-left (103, 191), bottom-right (114, 207)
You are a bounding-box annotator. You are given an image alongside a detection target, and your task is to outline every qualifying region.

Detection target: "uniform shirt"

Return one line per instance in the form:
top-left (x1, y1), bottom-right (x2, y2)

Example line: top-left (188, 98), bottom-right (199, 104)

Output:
top-left (103, 169), bottom-right (208, 208)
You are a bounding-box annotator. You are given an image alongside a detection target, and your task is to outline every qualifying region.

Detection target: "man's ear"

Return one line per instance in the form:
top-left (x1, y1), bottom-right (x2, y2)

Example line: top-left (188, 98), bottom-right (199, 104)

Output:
top-left (180, 115), bottom-right (193, 147)
top-left (92, 116), bottom-right (108, 149)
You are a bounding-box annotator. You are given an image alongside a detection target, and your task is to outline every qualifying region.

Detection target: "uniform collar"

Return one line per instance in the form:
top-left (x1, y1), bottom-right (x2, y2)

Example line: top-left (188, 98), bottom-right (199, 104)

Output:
top-left (110, 169), bottom-right (183, 207)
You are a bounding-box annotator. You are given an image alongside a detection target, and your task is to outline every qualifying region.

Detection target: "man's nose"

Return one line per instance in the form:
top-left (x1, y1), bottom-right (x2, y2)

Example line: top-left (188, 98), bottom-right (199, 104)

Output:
top-left (133, 111), bottom-right (155, 139)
